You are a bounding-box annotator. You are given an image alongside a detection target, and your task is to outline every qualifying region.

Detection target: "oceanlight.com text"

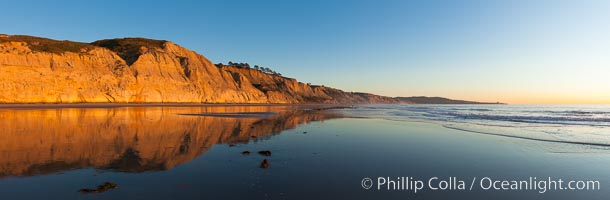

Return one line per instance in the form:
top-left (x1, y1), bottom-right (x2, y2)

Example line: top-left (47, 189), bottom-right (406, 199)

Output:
top-left (361, 177), bottom-right (600, 194)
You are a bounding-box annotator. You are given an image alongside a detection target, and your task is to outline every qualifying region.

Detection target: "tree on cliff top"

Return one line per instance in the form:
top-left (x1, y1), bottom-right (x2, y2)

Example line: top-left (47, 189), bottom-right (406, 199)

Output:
top-left (219, 61), bottom-right (282, 76)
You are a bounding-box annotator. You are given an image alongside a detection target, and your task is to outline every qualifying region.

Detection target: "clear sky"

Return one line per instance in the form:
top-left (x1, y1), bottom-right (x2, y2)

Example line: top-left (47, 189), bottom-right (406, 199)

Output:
top-left (2, 0), bottom-right (609, 104)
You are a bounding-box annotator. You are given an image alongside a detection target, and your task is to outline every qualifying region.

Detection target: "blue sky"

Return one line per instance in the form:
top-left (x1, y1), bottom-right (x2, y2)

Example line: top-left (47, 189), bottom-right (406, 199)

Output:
top-left (2, 0), bottom-right (610, 103)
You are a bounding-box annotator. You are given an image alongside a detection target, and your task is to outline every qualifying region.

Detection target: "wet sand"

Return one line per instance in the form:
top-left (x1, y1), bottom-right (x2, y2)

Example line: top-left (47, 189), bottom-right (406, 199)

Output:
top-left (0, 105), bottom-right (607, 199)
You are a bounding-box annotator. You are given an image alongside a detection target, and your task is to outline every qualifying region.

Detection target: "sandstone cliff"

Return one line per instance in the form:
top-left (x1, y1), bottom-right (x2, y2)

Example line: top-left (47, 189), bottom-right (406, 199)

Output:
top-left (0, 34), bottom-right (397, 104)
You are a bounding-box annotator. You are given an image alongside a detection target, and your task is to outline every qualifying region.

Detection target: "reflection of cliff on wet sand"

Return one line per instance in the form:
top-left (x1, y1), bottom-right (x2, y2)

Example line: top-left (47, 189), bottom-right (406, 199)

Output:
top-left (0, 106), bottom-right (343, 178)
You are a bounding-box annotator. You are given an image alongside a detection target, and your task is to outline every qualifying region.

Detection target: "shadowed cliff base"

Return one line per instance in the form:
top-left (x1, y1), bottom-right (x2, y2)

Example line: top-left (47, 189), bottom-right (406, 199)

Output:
top-left (0, 105), bottom-right (343, 178)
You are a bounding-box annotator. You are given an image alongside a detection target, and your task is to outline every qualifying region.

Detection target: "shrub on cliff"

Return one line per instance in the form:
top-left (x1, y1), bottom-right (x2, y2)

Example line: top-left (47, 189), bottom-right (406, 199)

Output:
top-left (91, 38), bottom-right (167, 65)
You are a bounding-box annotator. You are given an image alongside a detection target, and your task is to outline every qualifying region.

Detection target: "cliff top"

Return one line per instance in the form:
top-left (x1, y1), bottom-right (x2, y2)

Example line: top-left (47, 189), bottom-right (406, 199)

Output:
top-left (0, 34), bottom-right (94, 53)
top-left (0, 34), bottom-right (171, 66)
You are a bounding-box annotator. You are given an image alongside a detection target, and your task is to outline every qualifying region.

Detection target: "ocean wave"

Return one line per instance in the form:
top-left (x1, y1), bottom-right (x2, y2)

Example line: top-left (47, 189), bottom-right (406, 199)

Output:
top-left (449, 108), bottom-right (493, 112)
top-left (393, 105), bottom-right (610, 126)
top-left (446, 113), bottom-right (610, 125)
top-left (536, 110), bottom-right (610, 115)
top-left (443, 125), bottom-right (610, 147)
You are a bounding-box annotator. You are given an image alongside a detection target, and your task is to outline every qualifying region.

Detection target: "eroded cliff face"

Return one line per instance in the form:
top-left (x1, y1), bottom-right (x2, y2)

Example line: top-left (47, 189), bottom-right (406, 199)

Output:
top-left (0, 34), bottom-right (397, 104)
top-left (0, 106), bottom-right (343, 177)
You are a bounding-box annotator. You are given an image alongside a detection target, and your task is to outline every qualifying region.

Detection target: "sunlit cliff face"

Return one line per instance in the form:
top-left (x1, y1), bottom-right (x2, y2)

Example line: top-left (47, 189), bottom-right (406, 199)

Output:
top-left (0, 37), bottom-right (398, 104)
top-left (0, 106), bottom-right (342, 178)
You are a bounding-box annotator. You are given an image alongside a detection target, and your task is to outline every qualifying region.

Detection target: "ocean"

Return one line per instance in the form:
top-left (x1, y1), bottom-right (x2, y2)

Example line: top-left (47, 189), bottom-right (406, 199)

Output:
top-left (349, 104), bottom-right (610, 149)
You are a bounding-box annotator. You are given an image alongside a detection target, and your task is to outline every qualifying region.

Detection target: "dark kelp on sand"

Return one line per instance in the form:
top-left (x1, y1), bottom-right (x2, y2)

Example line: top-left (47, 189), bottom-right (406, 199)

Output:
top-left (259, 159), bottom-right (269, 169)
top-left (79, 182), bottom-right (118, 194)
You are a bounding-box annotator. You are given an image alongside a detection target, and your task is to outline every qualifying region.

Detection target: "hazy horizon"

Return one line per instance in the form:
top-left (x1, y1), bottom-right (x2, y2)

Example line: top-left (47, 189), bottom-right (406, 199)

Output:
top-left (2, 0), bottom-right (609, 104)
